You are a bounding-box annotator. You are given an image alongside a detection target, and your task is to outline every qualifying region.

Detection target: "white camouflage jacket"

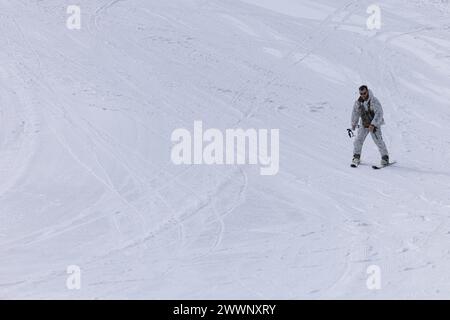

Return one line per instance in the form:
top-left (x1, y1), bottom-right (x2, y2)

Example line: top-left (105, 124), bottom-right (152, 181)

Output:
top-left (351, 89), bottom-right (385, 128)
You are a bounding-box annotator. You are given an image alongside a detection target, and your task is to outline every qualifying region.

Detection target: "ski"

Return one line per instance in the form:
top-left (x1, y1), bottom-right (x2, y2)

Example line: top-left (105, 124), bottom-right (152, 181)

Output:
top-left (372, 161), bottom-right (396, 170)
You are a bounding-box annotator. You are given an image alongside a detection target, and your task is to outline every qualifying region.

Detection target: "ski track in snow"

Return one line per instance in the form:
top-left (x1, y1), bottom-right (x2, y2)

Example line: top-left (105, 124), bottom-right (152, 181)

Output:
top-left (0, 0), bottom-right (449, 298)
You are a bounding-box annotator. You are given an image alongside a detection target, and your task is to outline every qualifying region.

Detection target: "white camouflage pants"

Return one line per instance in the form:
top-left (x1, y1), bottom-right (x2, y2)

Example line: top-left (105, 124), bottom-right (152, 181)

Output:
top-left (353, 127), bottom-right (389, 157)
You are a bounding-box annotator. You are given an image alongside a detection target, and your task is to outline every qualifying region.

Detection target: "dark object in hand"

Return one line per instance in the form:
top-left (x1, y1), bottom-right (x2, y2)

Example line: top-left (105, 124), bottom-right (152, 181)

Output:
top-left (347, 129), bottom-right (354, 138)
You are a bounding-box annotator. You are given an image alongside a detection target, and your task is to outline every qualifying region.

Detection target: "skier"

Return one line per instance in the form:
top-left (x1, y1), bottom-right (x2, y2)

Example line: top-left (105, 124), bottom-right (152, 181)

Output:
top-left (350, 85), bottom-right (389, 167)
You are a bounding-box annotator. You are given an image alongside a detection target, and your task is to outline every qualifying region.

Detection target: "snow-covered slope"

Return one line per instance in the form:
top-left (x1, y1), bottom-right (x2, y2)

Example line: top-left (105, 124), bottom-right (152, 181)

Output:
top-left (0, 0), bottom-right (449, 299)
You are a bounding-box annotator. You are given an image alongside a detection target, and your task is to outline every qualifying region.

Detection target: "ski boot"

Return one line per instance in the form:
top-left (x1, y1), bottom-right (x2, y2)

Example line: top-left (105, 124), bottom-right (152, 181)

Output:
top-left (351, 154), bottom-right (361, 167)
top-left (381, 155), bottom-right (389, 166)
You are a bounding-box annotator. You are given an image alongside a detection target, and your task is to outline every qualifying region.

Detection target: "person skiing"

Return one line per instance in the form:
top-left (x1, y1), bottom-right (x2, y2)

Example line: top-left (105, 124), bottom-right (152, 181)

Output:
top-left (350, 85), bottom-right (389, 167)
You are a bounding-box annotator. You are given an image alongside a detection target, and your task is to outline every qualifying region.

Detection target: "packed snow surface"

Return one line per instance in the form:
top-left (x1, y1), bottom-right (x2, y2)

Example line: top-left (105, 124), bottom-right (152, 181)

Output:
top-left (0, 0), bottom-right (450, 298)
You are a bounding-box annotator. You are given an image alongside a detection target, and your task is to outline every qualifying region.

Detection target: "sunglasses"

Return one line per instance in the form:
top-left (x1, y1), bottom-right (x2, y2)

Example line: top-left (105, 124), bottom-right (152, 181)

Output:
top-left (359, 91), bottom-right (368, 96)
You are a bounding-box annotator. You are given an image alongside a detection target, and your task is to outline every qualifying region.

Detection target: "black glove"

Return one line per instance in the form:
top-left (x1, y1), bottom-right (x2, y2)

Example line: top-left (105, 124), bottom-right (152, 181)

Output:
top-left (347, 129), bottom-right (354, 138)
